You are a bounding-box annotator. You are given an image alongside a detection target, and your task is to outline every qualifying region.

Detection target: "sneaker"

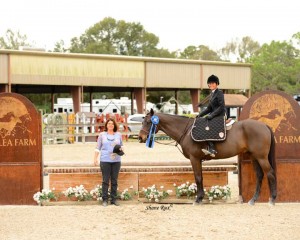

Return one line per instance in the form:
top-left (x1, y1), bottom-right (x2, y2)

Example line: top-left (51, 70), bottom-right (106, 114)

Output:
top-left (102, 201), bottom-right (108, 207)
top-left (111, 201), bottom-right (120, 206)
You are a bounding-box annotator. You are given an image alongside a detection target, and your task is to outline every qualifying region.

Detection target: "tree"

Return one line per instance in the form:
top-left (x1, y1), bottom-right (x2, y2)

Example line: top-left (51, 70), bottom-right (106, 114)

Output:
top-left (69, 17), bottom-right (175, 58)
top-left (220, 36), bottom-right (260, 63)
top-left (0, 29), bottom-right (32, 50)
top-left (291, 32), bottom-right (300, 46)
top-left (250, 40), bottom-right (300, 95)
top-left (53, 40), bottom-right (68, 53)
top-left (179, 45), bottom-right (221, 61)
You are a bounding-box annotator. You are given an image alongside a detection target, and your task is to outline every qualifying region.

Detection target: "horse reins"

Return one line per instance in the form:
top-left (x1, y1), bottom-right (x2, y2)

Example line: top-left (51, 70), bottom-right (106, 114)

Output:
top-left (141, 125), bottom-right (176, 145)
top-left (154, 117), bottom-right (193, 156)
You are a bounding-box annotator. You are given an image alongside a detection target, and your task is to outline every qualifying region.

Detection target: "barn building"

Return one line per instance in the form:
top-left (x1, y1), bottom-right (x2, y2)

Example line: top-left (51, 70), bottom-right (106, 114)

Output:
top-left (0, 49), bottom-right (252, 114)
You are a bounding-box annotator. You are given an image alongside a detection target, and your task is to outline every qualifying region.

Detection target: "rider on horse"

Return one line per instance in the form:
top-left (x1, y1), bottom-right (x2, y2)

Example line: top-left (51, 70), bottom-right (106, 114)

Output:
top-left (198, 75), bottom-right (226, 157)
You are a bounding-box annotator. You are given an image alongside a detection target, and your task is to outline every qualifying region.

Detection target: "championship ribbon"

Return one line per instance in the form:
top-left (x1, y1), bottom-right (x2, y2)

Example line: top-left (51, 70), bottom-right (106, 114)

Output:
top-left (146, 115), bottom-right (159, 148)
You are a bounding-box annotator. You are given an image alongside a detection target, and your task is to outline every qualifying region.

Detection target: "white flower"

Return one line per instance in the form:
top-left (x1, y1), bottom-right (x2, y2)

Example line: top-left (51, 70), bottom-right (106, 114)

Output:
top-left (33, 188), bottom-right (57, 204)
top-left (143, 184), bottom-right (171, 202)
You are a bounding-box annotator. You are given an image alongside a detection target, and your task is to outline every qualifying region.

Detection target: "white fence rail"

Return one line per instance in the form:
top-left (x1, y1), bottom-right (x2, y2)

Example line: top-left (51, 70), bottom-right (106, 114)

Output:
top-left (42, 113), bottom-right (169, 144)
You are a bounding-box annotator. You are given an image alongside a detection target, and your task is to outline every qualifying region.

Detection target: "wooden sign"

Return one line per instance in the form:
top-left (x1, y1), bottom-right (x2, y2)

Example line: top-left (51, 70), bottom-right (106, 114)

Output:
top-left (239, 90), bottom-right (300, 202)
top-left (0, 93), bottom-right (42, 204)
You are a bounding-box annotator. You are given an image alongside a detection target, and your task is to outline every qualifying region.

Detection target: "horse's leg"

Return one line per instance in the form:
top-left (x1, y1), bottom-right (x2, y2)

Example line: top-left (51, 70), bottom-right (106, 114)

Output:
top-left (265, 128), bottom-right (277, 205)
top-left (254, 156), bottom-right (277, 206)
top-left (190, 157), bottom-right (205, 204)
top-left (248, 159), bottom-right (264, 206)
top-left (266, 168), bottom-right (277, 206)
top-left (251, 157), bottom-right (277, 206)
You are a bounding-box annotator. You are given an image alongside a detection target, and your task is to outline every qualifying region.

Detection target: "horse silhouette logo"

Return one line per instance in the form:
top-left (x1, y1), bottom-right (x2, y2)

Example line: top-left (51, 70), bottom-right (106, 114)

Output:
top-left (0, 97), bottom-right (32, 138)
top-left (249, 94), bottom-right (297, 133)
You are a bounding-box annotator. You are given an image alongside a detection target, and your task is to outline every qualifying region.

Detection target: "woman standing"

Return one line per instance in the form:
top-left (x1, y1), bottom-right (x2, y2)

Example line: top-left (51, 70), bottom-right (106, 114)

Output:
top-left (94, 118), bottom-right (124, 206)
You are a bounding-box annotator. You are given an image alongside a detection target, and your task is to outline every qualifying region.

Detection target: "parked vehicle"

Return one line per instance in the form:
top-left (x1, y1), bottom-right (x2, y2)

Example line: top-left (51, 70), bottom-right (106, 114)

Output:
top-left (126, 114), bottom-right (145, 137)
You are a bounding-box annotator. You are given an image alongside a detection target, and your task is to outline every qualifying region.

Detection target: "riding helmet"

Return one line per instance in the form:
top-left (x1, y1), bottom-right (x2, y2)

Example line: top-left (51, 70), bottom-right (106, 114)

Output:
top-left (113, 144), bottom-right (125, 156)
top-left (207, 75), bottom-right (219, 85)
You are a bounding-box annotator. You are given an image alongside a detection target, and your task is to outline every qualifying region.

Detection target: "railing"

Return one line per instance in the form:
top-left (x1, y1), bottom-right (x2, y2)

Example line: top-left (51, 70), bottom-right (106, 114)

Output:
top-left (42, 113), bottom-right (170, 144)
top-left (43, 122), bottom-right (135, 144)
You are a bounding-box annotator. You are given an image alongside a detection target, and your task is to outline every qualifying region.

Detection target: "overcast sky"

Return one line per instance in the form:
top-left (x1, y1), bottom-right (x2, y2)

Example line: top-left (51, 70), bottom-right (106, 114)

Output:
top-left (1, 0), bottom-right (299, 51)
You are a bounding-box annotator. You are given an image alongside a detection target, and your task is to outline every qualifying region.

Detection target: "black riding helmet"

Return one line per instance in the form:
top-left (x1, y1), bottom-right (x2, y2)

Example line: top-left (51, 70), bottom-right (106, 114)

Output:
top-left (113, 144), bottom-right (124, 156)
top-left (207, 75), bottom-right (219, 85)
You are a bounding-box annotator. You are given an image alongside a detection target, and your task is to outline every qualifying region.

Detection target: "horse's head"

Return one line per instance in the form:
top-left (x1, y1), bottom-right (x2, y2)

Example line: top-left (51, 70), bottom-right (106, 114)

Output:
top-left (138, 108), bottom-right (156, 143)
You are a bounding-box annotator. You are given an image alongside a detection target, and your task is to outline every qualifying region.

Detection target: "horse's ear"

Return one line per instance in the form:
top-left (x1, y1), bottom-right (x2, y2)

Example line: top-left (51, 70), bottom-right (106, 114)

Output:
top-left (150, 108), bottom-right (154, 116)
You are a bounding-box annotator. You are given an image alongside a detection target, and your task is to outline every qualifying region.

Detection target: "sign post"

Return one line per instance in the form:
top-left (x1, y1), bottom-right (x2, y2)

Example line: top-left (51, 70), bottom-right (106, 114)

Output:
top-left (239, 90), bottom-right (300, 202)
top-left (0, 93), bottom-right (42, 205)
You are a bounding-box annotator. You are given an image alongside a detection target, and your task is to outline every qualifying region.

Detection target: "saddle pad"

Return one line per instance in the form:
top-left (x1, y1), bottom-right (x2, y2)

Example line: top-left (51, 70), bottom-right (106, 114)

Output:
top-left (191, 115), bottom-right (226, 142)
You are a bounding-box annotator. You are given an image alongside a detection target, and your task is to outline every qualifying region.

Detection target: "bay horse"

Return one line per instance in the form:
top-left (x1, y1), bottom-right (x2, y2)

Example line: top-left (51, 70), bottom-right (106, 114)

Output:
top-left (138, 109), bottom-right (277, 205)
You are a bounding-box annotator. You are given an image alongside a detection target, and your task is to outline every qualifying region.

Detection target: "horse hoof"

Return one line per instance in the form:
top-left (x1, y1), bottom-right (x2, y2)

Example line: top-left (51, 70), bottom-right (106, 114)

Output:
top-left (268, 198), bottom-right (275, 206)
top-left (193, 201), bottom-right (203, 206)
top-left (248, 199), bottom-right (255, 206)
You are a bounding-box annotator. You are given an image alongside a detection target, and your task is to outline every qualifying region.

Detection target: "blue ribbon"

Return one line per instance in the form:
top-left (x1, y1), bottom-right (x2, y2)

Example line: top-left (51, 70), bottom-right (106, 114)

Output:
top-left (146, 116), bottom-right (159, 148)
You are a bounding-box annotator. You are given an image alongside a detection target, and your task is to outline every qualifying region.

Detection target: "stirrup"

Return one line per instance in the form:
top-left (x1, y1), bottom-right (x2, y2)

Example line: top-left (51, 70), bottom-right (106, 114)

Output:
top-left (202, 148), bottom-right (217, 157)
top-left (202, 148), bottom-right (211, 155)
top-left (209, 149), bottom-right (217, 158)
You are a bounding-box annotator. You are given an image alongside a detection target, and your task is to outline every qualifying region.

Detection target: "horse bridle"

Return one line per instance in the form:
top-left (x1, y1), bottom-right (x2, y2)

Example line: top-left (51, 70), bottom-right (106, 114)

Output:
top-left (139, 118), bottom-right (158, 135)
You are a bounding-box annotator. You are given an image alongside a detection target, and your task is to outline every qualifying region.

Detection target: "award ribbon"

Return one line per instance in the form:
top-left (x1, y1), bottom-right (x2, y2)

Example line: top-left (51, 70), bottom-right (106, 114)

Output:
top-left (146, 115), bottom-right (159, 148)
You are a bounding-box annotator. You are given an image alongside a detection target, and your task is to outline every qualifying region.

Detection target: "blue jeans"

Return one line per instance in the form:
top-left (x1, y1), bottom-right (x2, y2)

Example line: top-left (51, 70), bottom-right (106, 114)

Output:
top-left (100, 161), bottom-right (121, 203)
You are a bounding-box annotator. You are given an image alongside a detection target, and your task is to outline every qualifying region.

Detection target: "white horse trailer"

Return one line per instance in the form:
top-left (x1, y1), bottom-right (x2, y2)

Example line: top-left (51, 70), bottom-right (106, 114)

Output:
top-left (53, 97), bottom-right (157, 114)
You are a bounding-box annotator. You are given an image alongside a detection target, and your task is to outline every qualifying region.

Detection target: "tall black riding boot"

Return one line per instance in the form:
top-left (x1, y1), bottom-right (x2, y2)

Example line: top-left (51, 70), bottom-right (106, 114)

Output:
top-left (207, 141), bottom-right (217, 157)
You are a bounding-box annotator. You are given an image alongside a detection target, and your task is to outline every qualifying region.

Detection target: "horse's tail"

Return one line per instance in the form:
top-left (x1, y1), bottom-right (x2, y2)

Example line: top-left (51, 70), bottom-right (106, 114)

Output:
top-left (267, 125), bottom-right (277, 174)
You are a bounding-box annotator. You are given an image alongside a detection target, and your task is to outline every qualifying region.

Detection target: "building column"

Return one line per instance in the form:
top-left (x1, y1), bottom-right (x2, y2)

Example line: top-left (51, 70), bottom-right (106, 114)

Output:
top-left (130, 91), bottom-right (135, 114)
top-left (190, 89), bottom-right (200, 113)
top-left (89, 91), bottom-right (93, 113)
top-left (245, 89), bottom-right (251, 98)
top-left (71, 86), bottom-right (82, 113)
top-left (134, 88), bottom-right (145, 114)
top-left (0, 84), bottom-right (9, 93)
top-left (51, 93), bottom-right (55, 113)
top-left (175, 90), bottom-right (178, 115)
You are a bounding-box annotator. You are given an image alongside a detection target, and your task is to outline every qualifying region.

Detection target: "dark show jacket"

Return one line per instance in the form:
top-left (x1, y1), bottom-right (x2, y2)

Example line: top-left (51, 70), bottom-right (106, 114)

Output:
top-left (199, 88), bottom-right (226, 118)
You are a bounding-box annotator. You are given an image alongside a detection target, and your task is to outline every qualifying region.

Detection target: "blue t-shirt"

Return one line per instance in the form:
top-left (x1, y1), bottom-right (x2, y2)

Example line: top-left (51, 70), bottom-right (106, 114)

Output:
top-left (96, 132), bottom-right (123, 163)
